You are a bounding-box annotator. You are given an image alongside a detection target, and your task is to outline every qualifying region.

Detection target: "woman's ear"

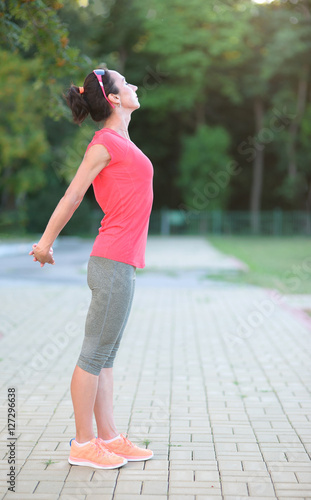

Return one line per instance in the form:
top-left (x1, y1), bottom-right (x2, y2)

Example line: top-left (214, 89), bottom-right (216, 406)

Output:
top-left (108, 93), bottom-right (121, 107)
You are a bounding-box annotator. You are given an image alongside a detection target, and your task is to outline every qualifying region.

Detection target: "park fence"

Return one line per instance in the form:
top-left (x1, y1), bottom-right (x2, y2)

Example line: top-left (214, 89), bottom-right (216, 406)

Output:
top-left (146, 210), bottom-right (311, 236)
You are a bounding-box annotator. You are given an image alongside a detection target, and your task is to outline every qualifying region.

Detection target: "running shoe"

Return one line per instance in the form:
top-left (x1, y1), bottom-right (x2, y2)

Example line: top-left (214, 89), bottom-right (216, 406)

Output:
top-left (68, 437), bottom-right (127, 469)
top-left (97, 434), bottom-right (154, 461)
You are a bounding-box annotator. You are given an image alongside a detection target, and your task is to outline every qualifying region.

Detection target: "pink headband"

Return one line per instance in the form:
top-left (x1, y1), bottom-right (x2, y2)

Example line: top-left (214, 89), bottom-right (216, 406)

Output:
top-left (93, 69), bottom-right (115, 108)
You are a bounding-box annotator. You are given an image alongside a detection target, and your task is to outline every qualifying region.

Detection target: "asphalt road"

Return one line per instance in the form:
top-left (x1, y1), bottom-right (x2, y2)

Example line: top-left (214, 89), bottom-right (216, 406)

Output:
top-left (0, 235), bottom-right (245, 289)
top-left (0, 237), bottom-right (93, 286)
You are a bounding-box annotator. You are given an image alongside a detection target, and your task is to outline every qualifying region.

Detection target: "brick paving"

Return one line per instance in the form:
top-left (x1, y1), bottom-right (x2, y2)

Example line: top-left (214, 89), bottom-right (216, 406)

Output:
top-left (0, 235), bottom-right (311, 500)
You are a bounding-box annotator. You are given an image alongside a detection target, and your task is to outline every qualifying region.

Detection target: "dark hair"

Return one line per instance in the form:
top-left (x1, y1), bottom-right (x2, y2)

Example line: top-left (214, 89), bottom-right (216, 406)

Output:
top-left (65, 70), bottom-right (119, 126)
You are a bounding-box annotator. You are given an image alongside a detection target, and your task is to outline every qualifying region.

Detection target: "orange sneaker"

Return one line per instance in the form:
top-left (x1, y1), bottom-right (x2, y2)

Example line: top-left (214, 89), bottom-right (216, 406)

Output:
top-left (68, 437), bottom-right (127, 469)
top-left (97, 434), bottom-right (153, 461)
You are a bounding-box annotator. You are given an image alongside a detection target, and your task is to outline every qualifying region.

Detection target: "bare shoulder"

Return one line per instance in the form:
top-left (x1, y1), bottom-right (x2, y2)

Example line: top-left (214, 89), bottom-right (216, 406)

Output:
top-left (84, 144), bottom-right (111, 166)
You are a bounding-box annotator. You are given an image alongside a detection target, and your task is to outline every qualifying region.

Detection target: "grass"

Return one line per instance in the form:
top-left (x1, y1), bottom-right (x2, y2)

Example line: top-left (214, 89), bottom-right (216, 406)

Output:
top-left (0, 233), bottom-right (40, 242)
top-left (141, 438), bottom-right (151, 447)
top-left (0, 233), bottom-right (94, 242)
top-left (207, 235), bottom-right (311, 294)
top-left (43, 459), bottom-right (57, 467)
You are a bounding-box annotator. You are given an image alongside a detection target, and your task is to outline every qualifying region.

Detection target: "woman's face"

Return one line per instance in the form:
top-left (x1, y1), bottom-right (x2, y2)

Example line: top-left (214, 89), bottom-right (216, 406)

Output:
top-left (109, 71), bottom-right (139, 110)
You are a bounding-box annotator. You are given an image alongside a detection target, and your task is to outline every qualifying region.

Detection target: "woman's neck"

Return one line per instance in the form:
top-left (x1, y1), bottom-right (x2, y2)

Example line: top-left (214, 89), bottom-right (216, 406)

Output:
top-left (103, 111), bottom-right (132, 140)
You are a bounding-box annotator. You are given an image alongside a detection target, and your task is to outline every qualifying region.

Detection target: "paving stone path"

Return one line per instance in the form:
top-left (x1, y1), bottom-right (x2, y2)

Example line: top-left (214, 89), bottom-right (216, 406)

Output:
top-left (0, 236), bottom-right (310, 500)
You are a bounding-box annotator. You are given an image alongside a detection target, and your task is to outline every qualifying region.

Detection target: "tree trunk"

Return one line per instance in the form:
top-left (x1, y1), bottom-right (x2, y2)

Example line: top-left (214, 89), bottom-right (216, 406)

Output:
top-left (1, 166), bottom-right (14, 210)
top-left (287, 63), bottom-right (309, 178)
top-left (195, 102), bottom-right (205, 127)
top-left (118, 46), bottom-right (127, 74)
top-left (250, 97), bottom-right (264, 234)
top-left (305, 182), bottom-right (311, 235)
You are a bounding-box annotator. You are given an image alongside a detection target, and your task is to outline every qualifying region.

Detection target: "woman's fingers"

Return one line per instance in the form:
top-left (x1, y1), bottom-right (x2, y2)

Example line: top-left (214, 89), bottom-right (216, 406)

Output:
top-left (29, 243), bottom-right (37, 256)
top-left (29, 243), bottom-right (55, 266)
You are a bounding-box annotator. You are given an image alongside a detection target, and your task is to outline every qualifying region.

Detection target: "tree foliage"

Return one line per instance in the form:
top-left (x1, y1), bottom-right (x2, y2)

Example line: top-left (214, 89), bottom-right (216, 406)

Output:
top-left (0, 0), bottom-right (311, 234)
top-left (0, 0), bottom-right (89, 118)
top-left (0, 50), bottom-right (50, 225)
top-left (177, 125), bottom-right (232, 211)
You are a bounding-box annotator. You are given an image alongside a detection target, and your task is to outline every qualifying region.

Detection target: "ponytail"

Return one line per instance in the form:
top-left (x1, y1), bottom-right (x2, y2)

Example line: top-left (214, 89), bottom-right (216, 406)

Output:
top-left (66, 85), bottom-right (90, 125)
top-left (65, 70), bottom-right (119, 126)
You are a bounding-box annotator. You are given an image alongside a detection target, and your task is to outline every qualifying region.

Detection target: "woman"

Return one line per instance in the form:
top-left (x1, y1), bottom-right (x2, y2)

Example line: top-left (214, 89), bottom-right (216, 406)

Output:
top-left (29, 68), bottom-right (154, 469)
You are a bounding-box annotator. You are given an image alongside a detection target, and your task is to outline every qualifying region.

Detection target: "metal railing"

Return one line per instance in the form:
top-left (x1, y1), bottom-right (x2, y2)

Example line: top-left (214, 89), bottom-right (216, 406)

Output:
top-left (147, 209), bottom-right (311, 236)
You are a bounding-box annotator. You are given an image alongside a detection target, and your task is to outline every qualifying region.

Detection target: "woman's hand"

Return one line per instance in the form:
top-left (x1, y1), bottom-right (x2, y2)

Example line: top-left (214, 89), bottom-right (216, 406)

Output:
top-left (29, 244), bottom-right (55, 267)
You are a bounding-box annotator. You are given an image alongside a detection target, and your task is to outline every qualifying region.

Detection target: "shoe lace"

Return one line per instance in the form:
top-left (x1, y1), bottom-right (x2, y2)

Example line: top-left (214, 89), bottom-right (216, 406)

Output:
top-left (92, 440), bottom-right (111, 456)
top-left (96, 438), bottom-right (118, 456)
top-left (91, 440), bottom-right (104, 457)
top-left (121, 434), bottom-right (135, 448)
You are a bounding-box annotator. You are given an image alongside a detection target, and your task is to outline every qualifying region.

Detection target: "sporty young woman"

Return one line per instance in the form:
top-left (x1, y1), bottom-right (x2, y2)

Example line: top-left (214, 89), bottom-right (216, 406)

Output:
top-left (29, 68), bottom-right (154, 469)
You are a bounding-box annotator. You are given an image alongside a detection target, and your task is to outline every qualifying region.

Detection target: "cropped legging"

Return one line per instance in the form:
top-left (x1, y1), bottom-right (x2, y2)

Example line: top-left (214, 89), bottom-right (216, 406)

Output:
top-left (77, 256), bottom-right (136, 376)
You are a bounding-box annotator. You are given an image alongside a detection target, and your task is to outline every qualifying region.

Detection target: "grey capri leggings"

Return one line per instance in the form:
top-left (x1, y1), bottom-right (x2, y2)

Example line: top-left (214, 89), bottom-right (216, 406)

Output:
top-left (77, 256), bottom-right (136, 376)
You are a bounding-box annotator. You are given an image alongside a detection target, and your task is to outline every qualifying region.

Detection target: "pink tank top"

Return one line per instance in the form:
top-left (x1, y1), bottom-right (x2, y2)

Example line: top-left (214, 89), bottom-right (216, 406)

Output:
top-left (86, 128), bottom-right (154, 268)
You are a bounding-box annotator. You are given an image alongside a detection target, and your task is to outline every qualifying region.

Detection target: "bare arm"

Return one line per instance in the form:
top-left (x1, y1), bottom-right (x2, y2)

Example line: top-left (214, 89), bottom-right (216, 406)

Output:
top-left (29, 144), bottom-right (111, 267)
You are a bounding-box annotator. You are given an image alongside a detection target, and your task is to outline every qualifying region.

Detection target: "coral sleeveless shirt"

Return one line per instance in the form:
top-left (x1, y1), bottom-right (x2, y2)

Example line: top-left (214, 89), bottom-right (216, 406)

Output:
top-left (86, 128), bottom-right (154, 269)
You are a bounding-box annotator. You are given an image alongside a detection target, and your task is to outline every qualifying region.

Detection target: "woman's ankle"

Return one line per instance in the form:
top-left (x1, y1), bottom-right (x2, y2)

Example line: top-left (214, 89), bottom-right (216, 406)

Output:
top-left (97, 431), bottom-right (119, 441)
top-left (75, 434), bottom-right (95, 444)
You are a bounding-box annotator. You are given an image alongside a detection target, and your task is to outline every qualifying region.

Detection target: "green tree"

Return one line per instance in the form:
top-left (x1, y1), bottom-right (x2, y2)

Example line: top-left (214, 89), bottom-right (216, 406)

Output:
top-left (177, 125), bottom-right (232, 215)
top-left (263, 0), bottom-right (311, 209)
top-left (0, 0), bottom-right (88, 119)
top-left (137, 0), bottom-right (260, 216)
top-left (0, 50), bottom-right (50, 230)
top-left (139, 0), bottom-right (311, 220)
top-left (1, 0), bottom-right (311, 235)
top-left (0, 0), bottom-right (100, 234)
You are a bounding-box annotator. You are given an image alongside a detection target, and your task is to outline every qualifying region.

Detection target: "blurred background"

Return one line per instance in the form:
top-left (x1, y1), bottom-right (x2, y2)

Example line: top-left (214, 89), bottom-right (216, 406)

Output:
top-left (0, 0), bottom-right (311, 277)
